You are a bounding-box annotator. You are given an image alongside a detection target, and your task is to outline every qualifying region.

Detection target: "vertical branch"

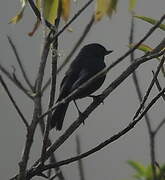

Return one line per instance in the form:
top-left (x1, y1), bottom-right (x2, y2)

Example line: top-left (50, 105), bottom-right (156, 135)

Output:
top-left (41, 0), bottom-right (61, 163)
top-left (41, 2), bottom-right (65, 180)
top-left (18, 33), bottom-right (51, 180)
top-left (76, 135), bottom-right (86, 180)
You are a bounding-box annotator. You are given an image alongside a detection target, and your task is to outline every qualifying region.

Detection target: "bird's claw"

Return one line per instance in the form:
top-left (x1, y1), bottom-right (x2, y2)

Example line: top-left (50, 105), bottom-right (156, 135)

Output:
top-left (89, 94), bottom-right (104, 104)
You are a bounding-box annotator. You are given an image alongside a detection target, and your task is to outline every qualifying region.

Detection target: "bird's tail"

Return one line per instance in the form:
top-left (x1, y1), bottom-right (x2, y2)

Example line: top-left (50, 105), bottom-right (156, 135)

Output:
top-left (50, 102), bottom-right (69, 131)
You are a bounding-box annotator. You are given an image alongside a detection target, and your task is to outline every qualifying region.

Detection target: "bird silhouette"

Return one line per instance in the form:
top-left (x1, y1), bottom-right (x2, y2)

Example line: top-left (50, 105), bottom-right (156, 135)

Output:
top-left (50, 43), bottom-right (113, 130)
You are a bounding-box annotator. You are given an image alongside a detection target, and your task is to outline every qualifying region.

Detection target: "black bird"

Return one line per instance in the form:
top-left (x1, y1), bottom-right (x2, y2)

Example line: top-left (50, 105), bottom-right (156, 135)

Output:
top-left (50, 43), bottom-right (113, 130)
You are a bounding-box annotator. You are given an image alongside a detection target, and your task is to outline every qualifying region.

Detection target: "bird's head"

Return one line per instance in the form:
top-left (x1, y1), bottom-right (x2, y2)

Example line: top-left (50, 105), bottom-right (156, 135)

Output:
top-left (81, 43), bottom-right (113, 57)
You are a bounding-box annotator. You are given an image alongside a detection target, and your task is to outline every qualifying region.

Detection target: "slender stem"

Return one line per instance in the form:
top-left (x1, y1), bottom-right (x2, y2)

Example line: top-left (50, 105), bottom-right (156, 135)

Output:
top-left (76, 135), bottom-right (85, 180)
top-left (152, 71), bottom-right (165, 101)
top-left (50, 0), bottom-right (95, 43)
top-left (7, 36), bottom-right (34, 91)
top-left (41, 0), bottom-right (61, 166)
top-left (133, 55), bottom-right (165, 120)
top-left (0, 75), bottom-right (29, 129)
top-left (0, 64), bottom-right (33, 99)
top-left (154, 117), bottom-right (165, 135)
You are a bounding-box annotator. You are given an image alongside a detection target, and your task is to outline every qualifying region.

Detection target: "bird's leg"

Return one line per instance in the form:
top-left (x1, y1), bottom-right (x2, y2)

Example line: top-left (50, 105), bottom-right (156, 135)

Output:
top-left (88, 94), bottom-right (104, 104)
top-left (73, 100), bottom-right (85, 124)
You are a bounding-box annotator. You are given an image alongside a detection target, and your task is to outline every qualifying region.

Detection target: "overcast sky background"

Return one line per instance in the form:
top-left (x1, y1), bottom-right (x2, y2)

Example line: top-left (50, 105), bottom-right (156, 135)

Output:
top-left (0, 0), bottom-right (165, 179)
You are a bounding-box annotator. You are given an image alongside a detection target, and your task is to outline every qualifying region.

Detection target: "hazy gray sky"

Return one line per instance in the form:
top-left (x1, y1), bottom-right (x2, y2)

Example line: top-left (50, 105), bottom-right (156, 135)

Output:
top-left (0, 0), bottom-right (165, 179)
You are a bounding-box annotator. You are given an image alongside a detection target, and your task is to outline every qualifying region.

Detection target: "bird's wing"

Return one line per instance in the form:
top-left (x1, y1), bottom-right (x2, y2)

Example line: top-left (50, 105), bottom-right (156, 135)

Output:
top-left (58, 57), bottom-right (84, 100)
top-left (70, 69), bottom-right (93, 92)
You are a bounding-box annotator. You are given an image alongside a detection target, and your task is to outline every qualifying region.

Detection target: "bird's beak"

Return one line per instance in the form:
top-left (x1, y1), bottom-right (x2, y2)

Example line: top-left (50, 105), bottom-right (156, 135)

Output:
top-left (105, 50), bottom-right (113, 55)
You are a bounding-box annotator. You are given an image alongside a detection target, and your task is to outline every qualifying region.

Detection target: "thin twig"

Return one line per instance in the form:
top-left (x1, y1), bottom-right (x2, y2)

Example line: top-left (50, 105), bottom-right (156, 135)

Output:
top-left (76, 135), bottom-right (85, 180)
top-left (51, 0), bottom-right (95, 43)
top-left (0, 64), bottom-right (33, 99)
top-left (152, 71), bottom-right (165, 101)
top-left (0, 75), bottom-right (29, 129)
top-left (154, 117), bottom-right (165, 135)
top-left (28, 0), bottom-right (53, 30)
top-left (7, 36), bottom-right (34, 91)
top-left (41, 0), bottom-right (62, 167)
top-left (133, 54), bottom-right (165, 120)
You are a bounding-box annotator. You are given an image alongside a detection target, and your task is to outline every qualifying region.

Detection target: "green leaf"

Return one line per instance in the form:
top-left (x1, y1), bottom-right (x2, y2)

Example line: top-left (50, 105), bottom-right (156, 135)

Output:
top-left (44, 0), bottom-right (59, 24)
top-left (129, 0), bottom-right (137, 12)
top-left (129, 43), bottom-right (165, 77)
top-left (127, 161), bottom-right (146, 176)
top-left (129, 43), bottom-right (152, 53)
top-left (134, 15), bottom-right (165, 31)
top-left (145, 165), bottom-right (152, 180)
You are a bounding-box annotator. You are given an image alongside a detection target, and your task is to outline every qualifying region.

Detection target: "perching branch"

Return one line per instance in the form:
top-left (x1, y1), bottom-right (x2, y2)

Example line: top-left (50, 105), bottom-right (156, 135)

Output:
top-left (28, 50), bottom-right (165, 173)
top-left (27, 87), bottom-right (165, 178)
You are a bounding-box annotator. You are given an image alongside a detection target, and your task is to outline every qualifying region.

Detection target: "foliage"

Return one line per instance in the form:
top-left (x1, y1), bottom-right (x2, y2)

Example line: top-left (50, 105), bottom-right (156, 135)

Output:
top-left (127, 161), bottom-right (165, 180)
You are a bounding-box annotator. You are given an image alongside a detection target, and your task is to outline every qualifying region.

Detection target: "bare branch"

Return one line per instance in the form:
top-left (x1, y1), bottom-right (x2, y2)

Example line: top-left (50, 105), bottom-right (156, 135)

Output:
top-left (155, 117), bottom-right (165, 135)
top-left (51, 0), bottom-right (95, 43)
top-left (18, 32), bottom-right (52, 180)
top-left (7, 36), bottom-right (34, 91)
top-left (41, 1), bottom-right (62, 167)
top-left (0, 64), bottom-right (33, 99)
top-left (152, 71), bottom-right (165, 101)
top-left (133, 54), bottom-right (165, 120)
top-left (27, 87), bottom-right (165, 178)
top-left (0, 75), bottom-right (29, 129)
top-left (76, 135), bottom-right (86, 180)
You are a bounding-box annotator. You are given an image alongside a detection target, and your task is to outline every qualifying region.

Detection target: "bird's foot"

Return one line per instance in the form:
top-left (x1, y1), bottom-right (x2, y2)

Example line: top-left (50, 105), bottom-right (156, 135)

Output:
top-left (89, 94), bottom-right (104, 104)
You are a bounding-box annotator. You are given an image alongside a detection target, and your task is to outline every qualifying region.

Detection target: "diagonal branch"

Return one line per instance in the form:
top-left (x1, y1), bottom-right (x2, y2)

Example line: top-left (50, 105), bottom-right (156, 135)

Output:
top-left (0, 75), bottom-right (29, 129)
top-left (7, 36), bottom-right (34, 91)
top-left (50, 0), bottom-right (95, 43)
top-left (133, 54), bottom-right (165, 120)
top-left (0, 64), bottom-right (33, 99)
top-left (152, 71), bottom-right (165, 101)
